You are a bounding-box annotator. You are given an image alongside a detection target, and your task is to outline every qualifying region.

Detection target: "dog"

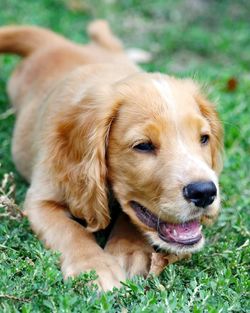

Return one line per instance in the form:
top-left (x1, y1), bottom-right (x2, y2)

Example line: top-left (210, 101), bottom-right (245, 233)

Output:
top-left (0, 20), bottom-right (223, 291)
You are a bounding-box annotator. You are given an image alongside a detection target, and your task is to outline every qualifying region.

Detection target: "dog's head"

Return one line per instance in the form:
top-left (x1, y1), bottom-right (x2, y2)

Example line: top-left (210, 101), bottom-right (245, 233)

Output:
top-left (107, 73), bottom-right (223, 253)
top-left (54, 72), bottom-right (223, 254)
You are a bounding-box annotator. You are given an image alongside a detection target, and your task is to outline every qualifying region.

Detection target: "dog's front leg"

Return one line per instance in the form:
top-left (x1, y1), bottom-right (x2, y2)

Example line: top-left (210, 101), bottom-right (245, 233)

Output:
top-left (25, 187), bottom-right (125, 291)
top-left (105, 213), bottom-right (154, 278)
top-left (105, 213), bottom-right (192, 278)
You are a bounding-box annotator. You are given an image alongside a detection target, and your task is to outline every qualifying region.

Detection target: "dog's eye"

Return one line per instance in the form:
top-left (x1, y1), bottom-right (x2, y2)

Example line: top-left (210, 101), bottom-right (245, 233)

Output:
top-left (133, 142), bottom-right (155, 152)
top-left (200, 134), bottom-right (209, 145)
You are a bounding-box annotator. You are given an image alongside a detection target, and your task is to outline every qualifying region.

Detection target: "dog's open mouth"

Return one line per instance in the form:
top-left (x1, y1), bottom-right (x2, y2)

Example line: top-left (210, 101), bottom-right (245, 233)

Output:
top-left (130, 201), bottom-right (202, 246)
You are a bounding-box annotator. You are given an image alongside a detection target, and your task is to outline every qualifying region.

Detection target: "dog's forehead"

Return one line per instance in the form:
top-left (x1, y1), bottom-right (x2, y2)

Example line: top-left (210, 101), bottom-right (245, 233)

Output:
top-left (152, 76), bottom-right (196, 111)
top-left (117, 73), bottom-right (200, 120)
top-left (113, 74), bottom-right (207, 143)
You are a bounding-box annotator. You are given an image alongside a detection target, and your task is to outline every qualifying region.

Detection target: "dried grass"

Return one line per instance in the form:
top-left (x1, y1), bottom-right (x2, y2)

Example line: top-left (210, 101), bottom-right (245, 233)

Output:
top-left (0, 171), bottom-right (23, 220)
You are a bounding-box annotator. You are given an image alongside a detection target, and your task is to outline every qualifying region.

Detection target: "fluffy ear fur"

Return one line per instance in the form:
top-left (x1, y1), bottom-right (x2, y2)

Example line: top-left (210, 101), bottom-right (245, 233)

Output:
top-left (195, 93), bottom-right (224, 174)
top-left (46, 86), bottom-right (121, 232)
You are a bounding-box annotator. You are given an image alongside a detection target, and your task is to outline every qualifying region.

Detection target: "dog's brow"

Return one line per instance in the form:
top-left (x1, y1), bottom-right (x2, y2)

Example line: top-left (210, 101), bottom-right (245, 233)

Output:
top-left (73, 86), bottom-right (87, 104)
top-left (152, 78), bottom-right (176, 114)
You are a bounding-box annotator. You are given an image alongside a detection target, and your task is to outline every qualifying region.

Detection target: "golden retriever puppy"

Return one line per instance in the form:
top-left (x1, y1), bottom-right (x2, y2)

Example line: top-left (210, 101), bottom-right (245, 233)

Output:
top-left (0, 20), bottom-right (223, 291)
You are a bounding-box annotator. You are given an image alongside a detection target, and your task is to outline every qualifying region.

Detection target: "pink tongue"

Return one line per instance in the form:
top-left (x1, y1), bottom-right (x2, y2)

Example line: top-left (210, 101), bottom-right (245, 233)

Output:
top-left (161, 220), bottom-right (201, 242)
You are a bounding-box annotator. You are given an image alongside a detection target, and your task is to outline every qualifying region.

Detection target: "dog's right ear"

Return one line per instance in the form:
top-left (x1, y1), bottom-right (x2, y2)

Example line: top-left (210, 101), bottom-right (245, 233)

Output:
top-left (46, 85), bottom-right (121, 232)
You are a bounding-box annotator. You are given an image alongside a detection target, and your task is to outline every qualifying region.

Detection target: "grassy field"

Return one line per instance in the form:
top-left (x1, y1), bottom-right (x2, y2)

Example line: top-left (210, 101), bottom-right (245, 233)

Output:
top-left (0, 0), bottom-right (249, 312)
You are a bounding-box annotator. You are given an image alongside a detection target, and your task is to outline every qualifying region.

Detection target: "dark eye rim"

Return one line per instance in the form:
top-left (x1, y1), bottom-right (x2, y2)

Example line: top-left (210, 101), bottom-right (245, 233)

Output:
top-left (133, 141), bottom-right (156, 152)
top-left (200, 134), bottom-right (210, 145)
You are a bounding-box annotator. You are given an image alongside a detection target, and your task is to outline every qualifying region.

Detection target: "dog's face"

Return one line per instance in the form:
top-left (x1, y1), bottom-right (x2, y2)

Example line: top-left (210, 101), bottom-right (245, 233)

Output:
top-left (55, 71), bottom-right (223, 253)
top-left (107, 73), bottom-right (223, 254)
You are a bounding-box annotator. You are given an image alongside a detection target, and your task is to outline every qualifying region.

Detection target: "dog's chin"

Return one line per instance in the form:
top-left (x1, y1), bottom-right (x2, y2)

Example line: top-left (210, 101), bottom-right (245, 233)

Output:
top-left (145, 231), bottom-right (205, 254)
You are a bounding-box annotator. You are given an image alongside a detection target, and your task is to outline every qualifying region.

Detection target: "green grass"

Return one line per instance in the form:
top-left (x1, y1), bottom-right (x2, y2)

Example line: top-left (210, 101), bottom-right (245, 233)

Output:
top-left (0, 0), bottom-right (249, 312)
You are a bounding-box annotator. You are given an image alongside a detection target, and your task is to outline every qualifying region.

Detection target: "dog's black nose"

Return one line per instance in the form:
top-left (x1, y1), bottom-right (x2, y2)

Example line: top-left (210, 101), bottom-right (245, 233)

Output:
top-left (183, 181), bottom-right (217, 208)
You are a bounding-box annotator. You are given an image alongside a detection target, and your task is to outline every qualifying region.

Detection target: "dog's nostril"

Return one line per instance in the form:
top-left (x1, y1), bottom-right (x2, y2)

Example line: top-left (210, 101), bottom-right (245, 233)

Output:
top-left (183, 181), bottom-right (217, 208)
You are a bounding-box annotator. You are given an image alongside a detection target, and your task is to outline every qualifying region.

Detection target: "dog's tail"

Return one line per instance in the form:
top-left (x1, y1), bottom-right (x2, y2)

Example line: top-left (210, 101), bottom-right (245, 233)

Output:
top-left (0, 25), bottom-right (65, 57)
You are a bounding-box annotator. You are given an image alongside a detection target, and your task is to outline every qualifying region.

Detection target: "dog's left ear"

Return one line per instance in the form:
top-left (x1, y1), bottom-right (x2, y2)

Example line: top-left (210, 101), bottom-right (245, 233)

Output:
top-left (195, 92), bottom-right (224, 174)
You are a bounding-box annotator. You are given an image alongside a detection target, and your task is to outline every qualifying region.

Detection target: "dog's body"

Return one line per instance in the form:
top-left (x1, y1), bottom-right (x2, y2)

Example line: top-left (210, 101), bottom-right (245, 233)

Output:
top-left (0, 21), bottom-right (223, 290)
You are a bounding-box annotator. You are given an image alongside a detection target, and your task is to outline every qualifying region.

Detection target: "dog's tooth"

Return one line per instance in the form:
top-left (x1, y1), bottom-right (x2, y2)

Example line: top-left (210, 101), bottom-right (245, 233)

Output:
top-left (199, 225), bottom-right (203, 231)
top-left (173, 229), bottom-right (177, 236)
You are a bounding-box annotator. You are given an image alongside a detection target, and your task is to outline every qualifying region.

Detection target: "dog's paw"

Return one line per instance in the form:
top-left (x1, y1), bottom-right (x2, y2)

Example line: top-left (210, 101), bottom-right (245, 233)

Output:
top-left (62, 253), bottom-right (126, 291)
top-left (149, 252), bottom-right (192, 276)
top-left (111, 249), bottom-right (152, 278)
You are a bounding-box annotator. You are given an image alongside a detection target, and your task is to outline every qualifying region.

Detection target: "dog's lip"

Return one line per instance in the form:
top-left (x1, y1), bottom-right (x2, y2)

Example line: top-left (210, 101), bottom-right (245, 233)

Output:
top-left (130, 200), bottom-right (159, 229)
top-left (129, 200), bottom-right (203, 246)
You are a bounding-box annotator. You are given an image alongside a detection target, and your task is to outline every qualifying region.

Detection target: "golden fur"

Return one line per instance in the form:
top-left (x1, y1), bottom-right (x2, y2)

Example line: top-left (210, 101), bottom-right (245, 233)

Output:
top-left (0, 20), bottom-right (223, 290)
